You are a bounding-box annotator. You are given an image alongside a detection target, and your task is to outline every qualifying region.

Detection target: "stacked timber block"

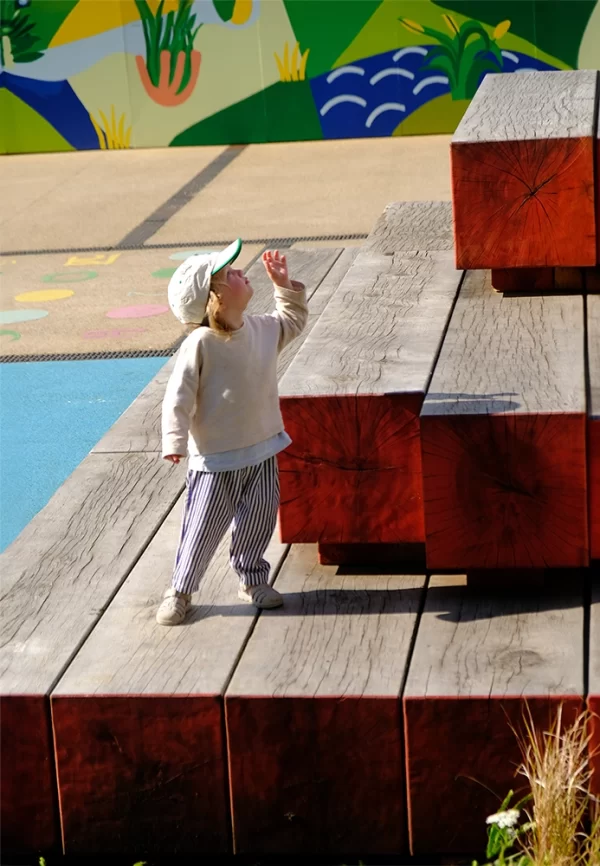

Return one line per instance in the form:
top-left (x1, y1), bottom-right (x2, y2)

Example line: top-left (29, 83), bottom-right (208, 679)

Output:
top-left (278, 202), bottom-right (459, 566)
top-left (279, 71), bottom-right (600, 570)
top-left (451, 69), bottom-right (598, 291)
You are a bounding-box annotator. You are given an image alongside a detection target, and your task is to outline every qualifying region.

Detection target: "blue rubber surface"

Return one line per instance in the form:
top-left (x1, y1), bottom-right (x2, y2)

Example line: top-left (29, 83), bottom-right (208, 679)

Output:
top-left (0, 357), bottom-right (169, 552)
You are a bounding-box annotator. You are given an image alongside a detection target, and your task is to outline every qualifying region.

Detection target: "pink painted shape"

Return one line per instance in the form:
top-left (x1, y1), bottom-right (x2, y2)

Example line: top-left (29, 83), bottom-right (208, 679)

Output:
top-left (106, 304), bottom-right (170, 319)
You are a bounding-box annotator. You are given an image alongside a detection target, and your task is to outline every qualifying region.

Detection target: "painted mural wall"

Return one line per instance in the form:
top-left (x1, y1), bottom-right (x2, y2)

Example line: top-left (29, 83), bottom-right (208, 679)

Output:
top-left (1, 0), bottom-right (599, 155)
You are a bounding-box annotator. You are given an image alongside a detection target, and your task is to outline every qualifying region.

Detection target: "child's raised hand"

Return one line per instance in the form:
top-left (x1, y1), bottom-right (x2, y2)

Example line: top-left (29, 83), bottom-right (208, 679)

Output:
top-left (262, 250), bottom-right (292, 289)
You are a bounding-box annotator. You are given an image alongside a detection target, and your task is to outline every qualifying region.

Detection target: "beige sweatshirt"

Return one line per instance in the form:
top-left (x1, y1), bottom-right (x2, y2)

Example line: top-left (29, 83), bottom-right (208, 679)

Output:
top-left (162, 282), bottom-right (308, 458)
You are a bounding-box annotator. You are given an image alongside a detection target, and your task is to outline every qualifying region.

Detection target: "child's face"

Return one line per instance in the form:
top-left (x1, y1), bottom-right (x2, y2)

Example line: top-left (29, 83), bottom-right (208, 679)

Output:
top-left (221, 266), bottom-right (253, 310)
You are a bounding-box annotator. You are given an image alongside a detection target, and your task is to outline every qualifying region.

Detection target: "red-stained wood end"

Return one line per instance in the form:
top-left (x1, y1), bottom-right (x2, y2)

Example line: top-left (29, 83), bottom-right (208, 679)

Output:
top-left (0, 695), bottom-right (60, 854)
top-left (279, 394), bottom-right (425, 544)
top-left (452, 138), bottom-right (596, 270)
top-left (589, 420), bottom-right (600, 560)
top-left (404, 695), bottom-right (583, 855)
top-left (226, 695), bottom-right (406, 856)
top-left (421, 413), bottom-right (588, 569)
top-left (52, 695), bottom-right (229, 855)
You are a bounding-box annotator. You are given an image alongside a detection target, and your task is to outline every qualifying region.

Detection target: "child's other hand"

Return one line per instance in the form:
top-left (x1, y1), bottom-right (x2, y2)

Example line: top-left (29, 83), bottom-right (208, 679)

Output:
top-left (262, 250), bottom-right (292, 289)
top-left (164, 454), bottom-right (183, 464)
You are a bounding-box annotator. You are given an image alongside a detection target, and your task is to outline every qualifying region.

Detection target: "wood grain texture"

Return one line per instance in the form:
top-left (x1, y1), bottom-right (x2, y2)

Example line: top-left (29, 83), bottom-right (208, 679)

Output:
top-left (94, 248), bottom-right (343, 453)
top-left (0, 696), bottom-right (59, 854)
top-left (278, 251), bottom-right (463, 544)
top-left (52, 496), bottom-right (288, 854)
top-left (52, 696), bottom-right (227, 855)
top-left (421, 268), bottom-right (587, 569)
top-left (584, 296), bottom-right (600, 557)
top-left (597, 132), bottom-right (600, 265)
top-left (588, 295), bottom-right (600, 420)
top-left (280, 393), bottom-right (424, 543)
top-left (364, 201), bottom-right (453, 254)
top-left (404, 573), bottom-right (585, 855)
top-left (452, 71), bottom-right (597, 269)
top-left (589, 422), bottom-right (600, 560)
top-left (0, 453), bottom-right (185, 853)
top-left (226, 544), bottom-right (426, 855)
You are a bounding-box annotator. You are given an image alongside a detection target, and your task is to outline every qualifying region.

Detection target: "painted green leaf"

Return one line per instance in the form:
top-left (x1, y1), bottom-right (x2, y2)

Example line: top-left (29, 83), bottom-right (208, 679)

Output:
top-left (432, 0), bottom-right (595, 68)
top-left (213, 0), bottom-right (236, 22)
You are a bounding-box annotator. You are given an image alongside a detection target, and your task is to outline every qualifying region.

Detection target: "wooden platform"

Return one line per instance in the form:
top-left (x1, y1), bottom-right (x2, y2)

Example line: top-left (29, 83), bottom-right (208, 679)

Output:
top-left (1, 205), bottom-right (596, 859)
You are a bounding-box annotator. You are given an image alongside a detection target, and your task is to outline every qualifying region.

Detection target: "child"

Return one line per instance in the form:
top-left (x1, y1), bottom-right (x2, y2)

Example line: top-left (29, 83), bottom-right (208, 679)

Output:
top-left (157, 239), bottom-right (308, 626)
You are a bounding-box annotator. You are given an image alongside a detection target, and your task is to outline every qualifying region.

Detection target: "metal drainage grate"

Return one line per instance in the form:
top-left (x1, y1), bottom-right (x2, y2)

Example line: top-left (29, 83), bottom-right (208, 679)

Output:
top-left (1, 233), bottom-right (369, 257)
top-left (0, 347), bottom-right (179, 363)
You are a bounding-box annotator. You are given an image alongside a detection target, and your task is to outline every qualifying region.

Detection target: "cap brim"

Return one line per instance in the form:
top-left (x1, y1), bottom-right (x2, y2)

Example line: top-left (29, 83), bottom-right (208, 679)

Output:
top-left (211, 238), bottom-right (242, 275)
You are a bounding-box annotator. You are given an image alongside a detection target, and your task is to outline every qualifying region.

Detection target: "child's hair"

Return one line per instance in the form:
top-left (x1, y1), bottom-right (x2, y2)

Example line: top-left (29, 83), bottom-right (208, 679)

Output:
top-left (184, 271), bottom-right (232, 338)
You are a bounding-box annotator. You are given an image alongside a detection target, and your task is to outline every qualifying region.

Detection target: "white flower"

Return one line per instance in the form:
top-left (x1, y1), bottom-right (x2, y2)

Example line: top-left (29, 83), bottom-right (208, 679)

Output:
top-left (486, 808), bottom-right (520, 829)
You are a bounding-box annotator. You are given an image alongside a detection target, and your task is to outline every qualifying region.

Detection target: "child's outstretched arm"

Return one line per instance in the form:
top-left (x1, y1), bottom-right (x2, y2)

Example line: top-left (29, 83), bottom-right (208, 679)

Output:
top-left (262, 250), bottom-right (308, 351)
top-left (161, 333), bottom-right (202, 463)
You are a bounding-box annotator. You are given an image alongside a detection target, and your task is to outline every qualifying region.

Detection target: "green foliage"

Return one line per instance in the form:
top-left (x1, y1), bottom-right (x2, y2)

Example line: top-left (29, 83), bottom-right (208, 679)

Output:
top-left (471, 791), bottom-right (533, 866)
top-left (134, 0), bottom-right (201, 94)
top-left (0, 0), bottom-right (45, 66)
top-left (400, 13), bottom-right (507, 100)
top-left (432, 0), bottom-right (595, 70)
top-left (283, 0), bottom-right (381, 79)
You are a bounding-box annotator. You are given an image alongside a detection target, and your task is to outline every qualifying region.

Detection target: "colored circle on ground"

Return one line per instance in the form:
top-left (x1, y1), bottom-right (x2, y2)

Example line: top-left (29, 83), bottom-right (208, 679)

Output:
top-left (42, 270), bottom-right (98, 283)
top-left (0, 309), bottom-right (48, 324)
top-left (0, 330), bottom-right (20, 341)
top-left (14, 289), bottom-right (74, 303)
top-left (106, 304), bottom-right (170, 319)
top-left (152, 268), bottom-right (177, 278)
top-left (169, 250), bottom-right (212, 261)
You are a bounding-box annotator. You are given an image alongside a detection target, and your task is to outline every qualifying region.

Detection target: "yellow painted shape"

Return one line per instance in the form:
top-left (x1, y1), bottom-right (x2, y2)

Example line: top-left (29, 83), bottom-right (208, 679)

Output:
top-left (15, 289), bottom-right (75, 303)
top-left (50, 0), bottom-right (179, 48)
top-left (65, 253), bottom-right (121, 266)
top-left (231, 0), bottom-right (253, 25)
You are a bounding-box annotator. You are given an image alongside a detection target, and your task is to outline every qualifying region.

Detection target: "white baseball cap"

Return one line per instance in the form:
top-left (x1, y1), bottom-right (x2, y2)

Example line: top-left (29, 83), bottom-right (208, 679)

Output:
top-left (167, 238), bottom-right (242, 323)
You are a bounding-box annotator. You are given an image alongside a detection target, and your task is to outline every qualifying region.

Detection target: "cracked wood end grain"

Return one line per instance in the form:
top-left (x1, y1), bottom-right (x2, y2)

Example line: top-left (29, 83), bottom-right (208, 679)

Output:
top-left (451, 71), bottom-right (597, 269)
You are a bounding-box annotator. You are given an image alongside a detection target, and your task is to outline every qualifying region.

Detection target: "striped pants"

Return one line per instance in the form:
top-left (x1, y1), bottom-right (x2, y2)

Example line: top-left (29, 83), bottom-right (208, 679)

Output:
top-left (172, 456), bottom-right (279, 595)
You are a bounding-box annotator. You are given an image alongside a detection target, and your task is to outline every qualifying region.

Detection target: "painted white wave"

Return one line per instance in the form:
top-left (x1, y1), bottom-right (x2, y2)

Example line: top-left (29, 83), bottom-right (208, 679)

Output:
top-left (326, 65), bottom-right (365, 83)
top-left (501, 50), bottom-right (519, 63)
top-left (413, 75), bottom-right (449, 95)
top-left (370, 67), bottom-right (414, 85)
top-left (514, 68), bottom-right (543, 73)
top-left (365, 102), bottom-right (405, 128)
top-left (320, 94), bottom-right (368, 116)
top-left (393, 46), bottom-right (428, 62)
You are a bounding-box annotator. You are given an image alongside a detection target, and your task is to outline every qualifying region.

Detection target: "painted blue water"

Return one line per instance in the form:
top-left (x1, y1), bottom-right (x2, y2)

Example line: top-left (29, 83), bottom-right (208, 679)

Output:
top-left (1, 71), bottom-right (99, 150)
top-left (0, 356), bottom-right (169, 552)
top-left (310, 46), bottom-right (558, 139)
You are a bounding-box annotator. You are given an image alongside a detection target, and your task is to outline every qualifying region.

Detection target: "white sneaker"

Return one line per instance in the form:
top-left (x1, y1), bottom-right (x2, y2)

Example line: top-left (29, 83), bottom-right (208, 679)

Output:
top-left (238, 584), bottom-right (283, 609)
top-left (156, 587), bottom-right (192, 625)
